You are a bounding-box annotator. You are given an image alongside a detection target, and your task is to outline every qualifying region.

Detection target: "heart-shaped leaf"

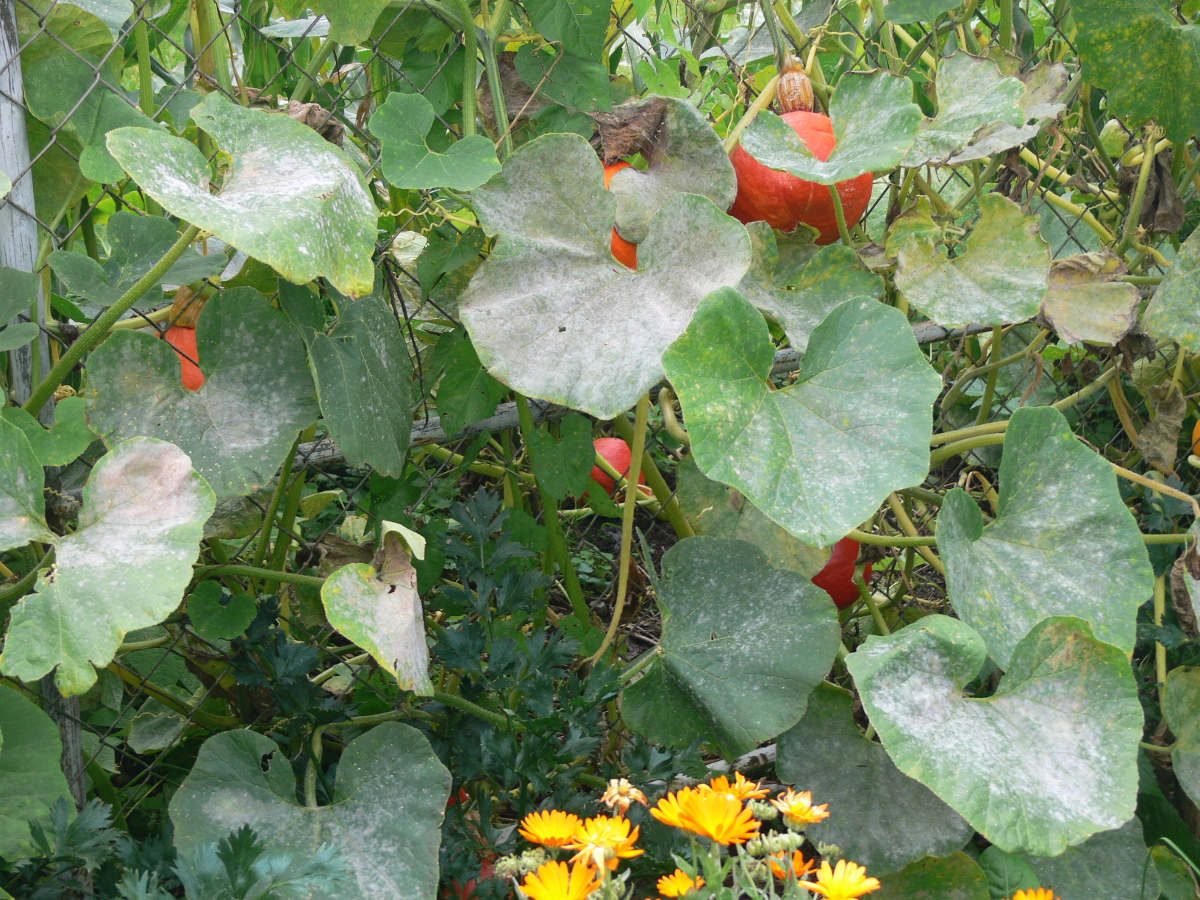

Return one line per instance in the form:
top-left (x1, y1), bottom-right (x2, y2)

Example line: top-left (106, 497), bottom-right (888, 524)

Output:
top-left (738, 223), bottom-right (883, 351)
top-left (1072, 0), bottom-right (1200, 142)
top-left (622, 536), bottom-right (840, 759)
top-left (0, 418), bottom-right (54, 552)
top-left (522, 0), bottom-right (608, 60)
top-left (1142, 226), bottom-right (1200, 352)
top-left (663, 289), bottom-right (940, 547)
top-left (300, 293), bottom-right (415, 479)
top-left (461, 133), bottom-right (750, 419)
top-left (607, 97), bottom-right (737, 244)
top-left (48, 212), bottom-right (225, 310)
top-left (891, 194), bottom-right (1049, 327)
top-left (106, 93), bottom-right (377, 297)
top-left (373, 93), bottom-right (500, 191)
top-left (435, 336), bottom-right (508, 439)
top-left (513, 46), bottom-right (612, 112)
top-left (2, 396), bottom-right (95, 467)
top-left (85, 287), bottom-right (318, 498)
top-left (902, 54), bottom-right (1025, 167)
top-left (1, 438), bottom-right (215, 695)
top-left (1040, 252), bottom-right (1140, 346)
top-left (0, 685), bottom-right (72, 860)
top-left (322, 536), bottom-right (431, 695)
top-left (526, 414), bottom-right (595, 501)
top-left (1022, 818), bottom-right (1159, 900)
top-left (945, 62), bottom-right (1070, 165)
top-left (871, 853), bottom-right (989, 900)
top-left (1164, 666), bottom-right (1200, 807)
top-left (776, 683), bottom-right (973, 874)
top-left (938, 405), bottom-right (1153, 667)
top-left (847, 615), bottom-right (1142, 856)
top-left (740, 71), bottom-right (922, 185)
top-left (170, 723), bottom-right (451, 900)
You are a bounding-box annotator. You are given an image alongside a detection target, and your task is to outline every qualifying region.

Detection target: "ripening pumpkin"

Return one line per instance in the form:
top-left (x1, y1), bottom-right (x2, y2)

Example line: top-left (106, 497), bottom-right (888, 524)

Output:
top-left (728, 67), bottom-right (873, 244)
top-left (161, 284), bottom-right (206, 391)
top-left (603, 160), bottom-right (638, 269)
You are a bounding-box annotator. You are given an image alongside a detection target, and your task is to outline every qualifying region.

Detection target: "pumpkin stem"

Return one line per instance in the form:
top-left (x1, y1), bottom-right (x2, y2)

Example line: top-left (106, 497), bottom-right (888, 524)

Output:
top-left (776, 59), bottom-right (815, 114)
top-left (168, 284), bottom-right (208, 329)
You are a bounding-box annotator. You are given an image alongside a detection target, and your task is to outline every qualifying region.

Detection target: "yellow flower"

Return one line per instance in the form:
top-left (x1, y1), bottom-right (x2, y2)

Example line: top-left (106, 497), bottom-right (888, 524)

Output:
top-left (700, 772), bottom-right (770, 800)
top-left (1009, 891), bottom-right (1061, 900)
top-left (802, 859), bottom-right (881, 900)
top-left (656, 869), bottom-right (704, 897)
top-left (767, 850), bottom-right (815, 880)
top-left (601, 778), bottom-right (649, 815)
top-left (652, 788), bottom-right (761, 845)
top-left (565, 816), bottom-right (643, 870)
top-left (771, 788), bottom-right (830, 828)
top-left (520, 810), bottom-right (584, 847)
top-left (520, 860), bottom-right (600, 900)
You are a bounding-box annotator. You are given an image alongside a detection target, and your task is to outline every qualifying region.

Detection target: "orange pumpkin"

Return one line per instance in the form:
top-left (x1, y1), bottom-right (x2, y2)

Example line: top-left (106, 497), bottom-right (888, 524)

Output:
top-left (603, 161), bottom-right (638, 269)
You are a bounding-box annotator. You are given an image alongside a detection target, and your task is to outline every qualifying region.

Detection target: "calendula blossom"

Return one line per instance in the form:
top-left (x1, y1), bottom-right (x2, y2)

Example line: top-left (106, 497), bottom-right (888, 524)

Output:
top-left (803, 859), bottom-right (881, 900)
top-left (656, 868), bottom-right (704, 897)
top-left (1009, 891), bottom-right (1061, 900)
top-left (520, 860), bottom-right (600, 900)
top-left (700, 772), bottom-right (770, 800)
top-left (565, 816), bottom-right (643, 870)
top-left (519, 809), bottom-right (584, 847)
top-left (600, 777), bottom-right (648, 815)
top-left (651, 787), bottom-right (761, 845)
top-left (771, 788), bottom-right (830, 829)
top-left (768, 850), bottom-right (814, 880)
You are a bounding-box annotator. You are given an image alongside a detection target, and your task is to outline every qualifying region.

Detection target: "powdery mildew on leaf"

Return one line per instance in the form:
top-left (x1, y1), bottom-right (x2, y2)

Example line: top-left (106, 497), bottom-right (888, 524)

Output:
top-left (170, 724), bottom-right (451, 900)
top-left (1040, 252), bottom-right (1140, 346)
top-left (1, 438), bottom-right (215, 695)
top-left (847, 615), bottom-right (1141, 856)
top-left (0, 685), bottom-right (73, 859)
top-left (461, 133), bottom-right (750, 419)
top-left (663, 289), bottom-right (941, 547)
top-left (607, 97), bottom-right (737, 244)
top-left (1143, 226), bottom-right (1200, 352)
top-left (85, 288), bottom-right (318, 497)
top-left (622, 536), bottom-right (840, 759)
top-left (0, 418), bottom-right (54, 552)
top-left (892, 194), bottom-right (1049, 327)
top-left (1164, 666), bottom-right (1200, 807)
top-left (106, 93), bottom-right (377, 297)
top-left (372, 92), bottom-right (501, 191)
top-left (776, 682), bottom-right (973, 874)
top-left (938, 405), bottom-right (1153, 667)
top-left (945, 62), bottom-right (1070, 165)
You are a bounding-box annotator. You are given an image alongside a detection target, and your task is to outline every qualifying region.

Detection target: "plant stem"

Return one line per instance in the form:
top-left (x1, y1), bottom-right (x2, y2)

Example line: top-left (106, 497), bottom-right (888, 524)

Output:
top-left (450, 0), bottom-right (478, 137)
top-left (723, 74), bottom-right (780, 153)
top-left (24, 225), bottom-right (201, 414)
top-left (290, 37), bottom-right (338, 103)
top-left (106, 661), bottom-right (240, 728)
top-left (758, 0), bottom-right (788, 74)
top-left (930, 432), bottom-right (1007, 464)
top-left (1037, 189), bottom-right (1116, 244)
top-left (1119, 127), bottom-right (1160, 254)
top-left (1154, 572), bottom-right (1167, 706)
top-left (433, 688), bottom-right (525, 730)
top-left (195, 564), bottom-right (325, 588)
top-left (974, 325), bottom-right (1003, 425)
top-left (266, 425), bottom-right (316, 596)
top-left (828, 183), bottom-right (853, 245)
top-left (846, 527), bottom-right (936, 547)
top-left (998, 0), bottom-right (1014, 51)
top-left (611, 412), bottom-right (695, 539)
top-left (586, 394), bottom-right (650, 666)
top-left (514, 395), bottom-right (590, 622)
top-left (253, 435), bottom-right (300, 570)
top-left (1080, 85), bottom-right (1120, 184)
top-left (855, 569), bottom-right (890, 635)
top-left (0, 550), bottom-right (53, 605)
top-left (481, 36), bottom-right (512, 158)
top-left (886, 492), bottom-right (944, 574)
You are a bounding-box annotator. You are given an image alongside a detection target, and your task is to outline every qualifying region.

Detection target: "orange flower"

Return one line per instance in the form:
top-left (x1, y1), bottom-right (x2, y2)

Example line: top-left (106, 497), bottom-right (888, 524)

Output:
top-left (520, 860), bottom-right (600, 900)
top-left (768, 850), bottom-right (815, 880)
top-left (771, 789), bottom-right (830, 829)
top-left (656, 868), bottom-right (704, 897)
top-left (700, 772), bottom-right (769, 800)
top-left (803, 859), bottom-right (880, 900)
top-left (565, 816), bottom-right (643, 870)
top-left (601, 778), bottom-right (648, 815)
top-left (1009, 891), bottom-right (1061, 900)
top-left (652, 787), bottom-right (760, 845)
top-left (520, 810), bottom-right (583, 847)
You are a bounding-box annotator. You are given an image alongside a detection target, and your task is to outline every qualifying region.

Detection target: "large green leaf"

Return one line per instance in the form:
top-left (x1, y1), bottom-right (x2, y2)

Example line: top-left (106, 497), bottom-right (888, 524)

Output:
top-left (2, 397), bottom-right (95, 467)
top-left (1072, 0), bottom-right (1200, 143)
top-left (513, 46), bottom-right (612, 112)
top-left (622, 536), bottom-right (840, 759)
top-left (461, 133), bottom-right (749, 419)
top-left (435, 336), bottom-right (508, 439)
top-left (1142, 227), bottom-right (1200, 352)
top-left (0, 685), bottom-right (72, 859)
top-left (0, 418), bottom-right (54, 552)
top-left (738, 225), bottom-right (883, 351)
top-left (1, 439), bottom-right (215, 696)
top-left (522, 0), bottom-right (608, 59)
top-left (946, 62), bottom-right (1070, 165)
top-left (1022, 818), bottom-right (1158, 900)
top-left (0, 267), bottom-right (40, 323)
top-left (776, 683), bottom-right (973, 874)
top-left (301, 293), bottom-right (415, 479)
top-left (663, 289), bottom-right (940, 547)
top-left (607, 97), bottom-right (737, 244)
top-left (871, 853), bottom-right (989, 900)
top-left (847, 615), bottom-right (1142, 856)
top-left (372, 92), bottom-right (500, 191)
top-left (938, 405), bottom-right (1153, 668)
top-left (884, 0), bottom-right (961, 22)
top-left (978, 847), bottom-right (1040, 899)
top-left (85, 288), bottom-right (318, 498)
top-left (902, 54), bottom-right (1025, 167)
top-left (740, 71), bottom-right (921, 184)
top-left (1164, 666), bottom-right (1200, 808)
top-left (48, 212), bottom-right (225, 310)
top-left (891, 194), bottom-right (1049, 327)
top-left (170, 723), bottom-right (451, 900)
top-left (274, 0), bottom-right (390, 44)
top-left (106, 93), bottom-right (377, 297)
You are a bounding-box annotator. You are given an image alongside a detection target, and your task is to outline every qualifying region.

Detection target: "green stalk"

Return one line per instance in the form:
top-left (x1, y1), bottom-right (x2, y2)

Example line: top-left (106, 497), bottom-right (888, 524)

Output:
top-left (136, 13), bottom-right (157, 119)
top-left (482, 37), bottom-right (512, 158)
top-left (1154, 573), bottom-right (1167, 705)
top-left (290, 37), bottom-right (338, 103)
top-left (855, 569), bottom-right (890, 635)
top-left (264, 425), bottom-right (316, 596)
top-left (998, 0), bottom-right (1014, 51)
top-left (585, 393), bottom-right (650, 666)
top-left (846, 528), bottom-right (936, 547)
top-left (24, 226), bottom-right (200, 414)
top-left (514, 396), bottom-right (590, 622)
top-left (611, 413), bottom-right (695, 538)
top-left (1119, 127), bottom-right (1160, 254)
top-left (828, 184), bottom-right (853, 245)
top-left (450, 0), bottom-right (478, 137)
top-left (252, 433), bottom-right (300, 569)
top-left (930, 432), bottom-right (1007, 464)
top-left (198, 0), bottom-right (233, 94)
top-left (433, 688), bottom-right (525, 729)
top-left (0, 550), bottom-right (53, 607)
top-left (1080, 86), bottom-right (1120, 184)
top-left (758, 0), bottom-right (789, 74)
top-left (974, 325), bottom-right (1003, 425)
top-left (194, 564), bottom-right (325, 588)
